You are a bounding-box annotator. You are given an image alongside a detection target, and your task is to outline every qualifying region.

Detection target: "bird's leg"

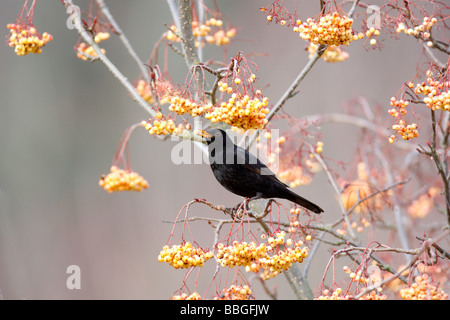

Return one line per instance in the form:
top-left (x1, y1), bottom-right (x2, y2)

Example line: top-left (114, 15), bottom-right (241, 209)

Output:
top-left (231, 201), bottom-right (247, 219)
top-left (230, 204), bottom-right (240, 217)
top-left (230, 197), bottom-right (263, 219)
top-left (232, 202), bottom-right (242, 212)
top-left (229, 196), bottom-right (264, 219)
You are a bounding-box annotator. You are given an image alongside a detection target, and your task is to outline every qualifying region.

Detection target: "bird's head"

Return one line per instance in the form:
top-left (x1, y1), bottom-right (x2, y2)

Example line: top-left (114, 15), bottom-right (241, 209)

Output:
top-left (198, 129), bottom-right (227, 146)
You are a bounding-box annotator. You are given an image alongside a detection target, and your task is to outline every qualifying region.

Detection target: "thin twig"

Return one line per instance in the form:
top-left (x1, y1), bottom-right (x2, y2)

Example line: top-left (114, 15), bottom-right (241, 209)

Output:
top-left (353, 229), bottom-right (450, 299)
top-left (303, 230), bottom-right (325, 278)
top-left (310, 224), bottom-right (408, 283)
top-left (416, 236), bottom-right (450, 259)
top-left (62, 0), bottom-right (155, 117)
top-left (312, 149), bottom-right (357, 239)
top-left (423, 42), bottom-right (446, 69)
top-left (300, 112), bottom-right (417, 151)
top-left (429, 110), bottom-right (450, 225)
top-left (347, 0), bottom-right (360, 18)
top-left (245, 45), bottom-right (327, 149)
top-left (257, 277), bottom-right (278, 300)
top-left (418, 111), bottom-right (450, 222)
top-left (346, 177), bottom-right (411, 216)
top-left (96, 0), bottom-right (151, 83)
top-left (375, 146), bottom-right (411, 261)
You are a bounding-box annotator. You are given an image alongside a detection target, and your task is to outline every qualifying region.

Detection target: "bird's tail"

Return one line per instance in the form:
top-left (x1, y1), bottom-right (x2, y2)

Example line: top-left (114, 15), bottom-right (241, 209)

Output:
top-left (282, 189), bottom-right (324, 214)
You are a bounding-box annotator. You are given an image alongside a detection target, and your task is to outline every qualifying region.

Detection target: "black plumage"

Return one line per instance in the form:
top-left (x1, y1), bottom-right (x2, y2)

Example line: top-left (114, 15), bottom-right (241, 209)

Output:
top-left (201, 129), bottom-right (323, 214)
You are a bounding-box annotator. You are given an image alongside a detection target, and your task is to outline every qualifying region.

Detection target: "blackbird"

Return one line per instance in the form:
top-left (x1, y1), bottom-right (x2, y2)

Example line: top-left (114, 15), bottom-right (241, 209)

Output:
top-left (201, 129), bottom-right (323, 214)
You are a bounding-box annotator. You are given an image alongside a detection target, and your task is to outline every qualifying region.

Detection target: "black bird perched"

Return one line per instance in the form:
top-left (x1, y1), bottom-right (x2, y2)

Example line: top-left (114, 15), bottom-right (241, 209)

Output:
top-left (200, 129), bottom-right (323, 214)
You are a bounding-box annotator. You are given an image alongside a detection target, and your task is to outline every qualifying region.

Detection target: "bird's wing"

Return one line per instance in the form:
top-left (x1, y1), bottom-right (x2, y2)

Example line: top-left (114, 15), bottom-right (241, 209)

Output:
top-left (235, 145), bottom-right (290, 188)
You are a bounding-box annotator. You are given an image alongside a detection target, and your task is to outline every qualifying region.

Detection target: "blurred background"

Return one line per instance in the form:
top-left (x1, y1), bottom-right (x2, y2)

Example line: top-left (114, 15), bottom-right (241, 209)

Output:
top-left (0, 0), bottom-right (423, 299)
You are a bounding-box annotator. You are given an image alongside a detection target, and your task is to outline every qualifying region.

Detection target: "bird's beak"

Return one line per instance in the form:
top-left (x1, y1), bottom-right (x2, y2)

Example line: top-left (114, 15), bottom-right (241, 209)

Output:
top-left (196, 130), bottom-right (212, 144)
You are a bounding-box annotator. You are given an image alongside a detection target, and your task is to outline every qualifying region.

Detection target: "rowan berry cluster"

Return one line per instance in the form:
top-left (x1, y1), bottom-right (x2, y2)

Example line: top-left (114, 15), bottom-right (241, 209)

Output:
top-left (216, 232), bottom-right (310, 279)
top-left (279, 165), bottom-right (312, 188)
top-left (365, 27), bottom-right (381, 46)
top-left (93, 32), bottom-right (111, 44)
top-left (205, 91), bottom-right (270, 130)
top-left (413, 77), bottom-right (450, 112)
top-left (307, 43), bottom-right (349, 63)
top-left (257, 243), bottom-right (309, 280)
top-left (135, 79), bottom-right (154, 104)
top-left (388, 97), bottom-right (409, 118)
top-left (316, 287), bottom-right (386, 300)
top-left (207, 28), bottom-right (237, 46)
top-left (99, 166), bottom-right (148, 193)
top-left (216, 241), bottom-right (269, 268)
top-left (158, 242), bottom-right (214, 269)
top-left (357, 291), bottom-right (387, 300)
top-left (247, 73), bottom-right (257, 83)
top-left (315, 141), bottom-right (324, 154)
top-left (214, 285), bottom-right (253, 300)
top-left (260, 232), bottom-right (309, 278)
top-left (171, 292), bottom-right (202, 300)
top-left (340, 162), bottom-right (384, 214)
top-left (258, 134), bottom-right (315, 188)
top-left (169, 96), bottom-right (213, 117)
top-left (288, 217), bottom-right (303, 234)
top-left (407, 187), bottom-right (441, 219)
top-left (270, 133), bottom-right (323, 188)
top-left (294, 12), bottom-right (355, 46)
top-left (391, 119), bottom-right (419, 142)
top-left (396, 17), bottom-right (437, 43)
top-left (316, 288), bottom-right (347, 300)
top-left (141, 113), bottom-right (184, 136)
top-left (389, 73), bottom-right (450, 143)
top-left (254, 132), bottom-right (283, 168)
top-left (343, 266), bottom-right (371, 285)
top-left (167, 18), bottom-right (236, 47)
top-left (305, 158), bottom-right (322, 173)
top-left (336, 218), bottom-right (371, 235)
top-left (76, 32), bottom-right (110, 61)
top-left (7, 23), bottom-right (53, 56)
top-left (399, 274), bottom-right (448, 300)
